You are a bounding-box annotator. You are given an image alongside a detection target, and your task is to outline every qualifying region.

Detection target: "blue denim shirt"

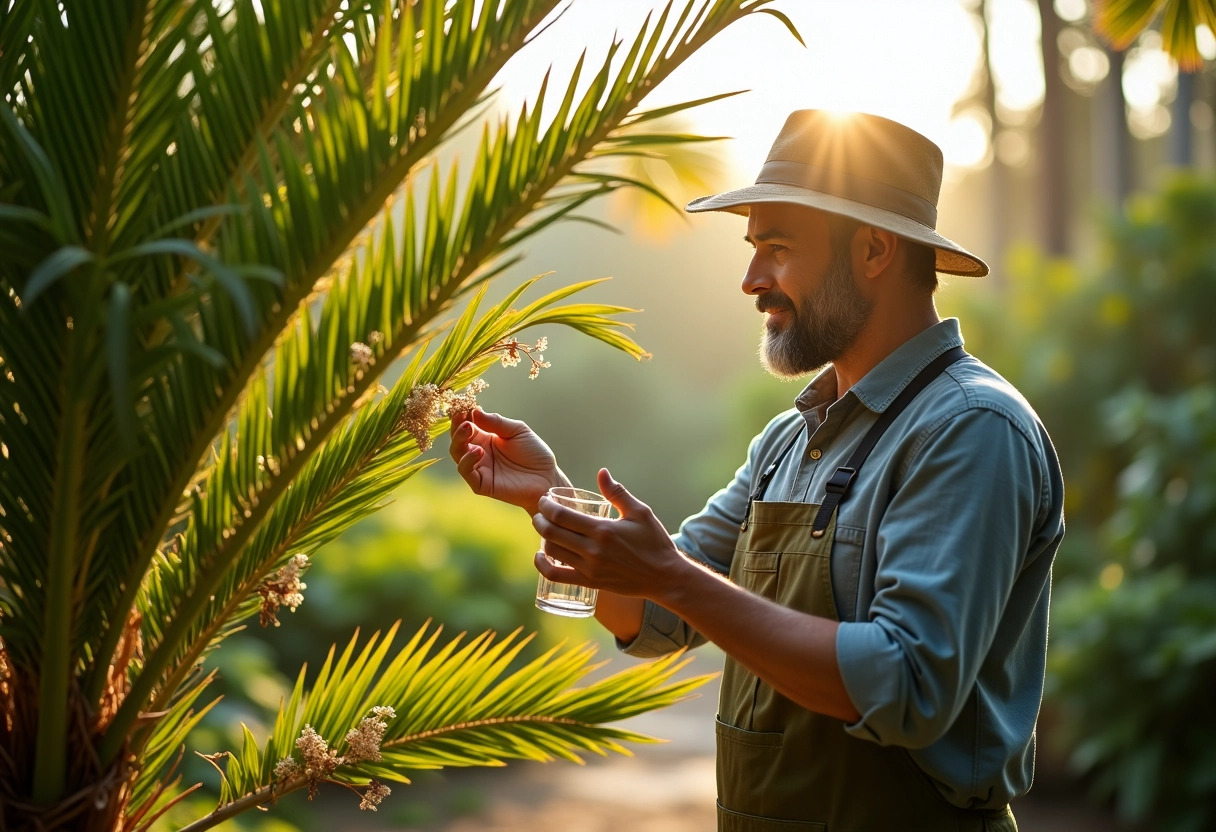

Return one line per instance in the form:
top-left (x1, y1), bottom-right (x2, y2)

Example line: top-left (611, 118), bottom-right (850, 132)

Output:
top-left (620, 319), bottom-right (1065, 810)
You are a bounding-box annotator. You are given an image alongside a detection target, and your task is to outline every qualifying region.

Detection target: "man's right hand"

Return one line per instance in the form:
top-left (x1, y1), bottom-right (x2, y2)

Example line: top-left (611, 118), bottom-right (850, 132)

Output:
top-left (448, 408), bottom-right (568, 514)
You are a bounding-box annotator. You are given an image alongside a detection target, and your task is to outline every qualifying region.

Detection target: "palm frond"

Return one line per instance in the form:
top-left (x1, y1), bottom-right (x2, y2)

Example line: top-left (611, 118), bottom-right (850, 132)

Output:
top-left (100, 0), bottom-right (774, 767)
top-left (183, 624), bottom-right (709, 828)
top-left (1160, 0), bottom-right (1216, 71)
top-left (137, 277), bottom-right (644, 735)
top-left (83, 0), bottom-right (564, 717)
top-left (0, 0), bottom-right (803, 823)
top-left (1094, 0), bottom-right (1216, 70)
top-left (125, 670), bottom-right (220, 818)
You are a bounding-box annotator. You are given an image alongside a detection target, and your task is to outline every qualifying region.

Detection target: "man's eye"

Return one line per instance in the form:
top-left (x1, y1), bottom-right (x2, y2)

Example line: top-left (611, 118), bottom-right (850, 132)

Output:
top-left (769, 244), bottom-right (786, 254)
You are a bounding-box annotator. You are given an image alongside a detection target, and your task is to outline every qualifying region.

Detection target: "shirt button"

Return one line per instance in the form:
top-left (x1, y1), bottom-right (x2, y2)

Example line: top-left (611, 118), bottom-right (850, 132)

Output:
top-left (808, 448), bottom-right (822, 460)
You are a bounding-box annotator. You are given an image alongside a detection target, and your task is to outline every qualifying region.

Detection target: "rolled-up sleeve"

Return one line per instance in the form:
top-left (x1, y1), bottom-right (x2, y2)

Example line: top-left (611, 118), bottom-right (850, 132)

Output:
top-left (836, 407), bottom-right (1044, 748)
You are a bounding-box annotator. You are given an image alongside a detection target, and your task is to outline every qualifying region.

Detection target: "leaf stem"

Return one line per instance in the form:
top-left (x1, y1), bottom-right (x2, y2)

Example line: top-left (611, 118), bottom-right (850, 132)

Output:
top-left (175, 781), bottom-right (291, 832)
top-left (31, 379), bottom-right (88, 802)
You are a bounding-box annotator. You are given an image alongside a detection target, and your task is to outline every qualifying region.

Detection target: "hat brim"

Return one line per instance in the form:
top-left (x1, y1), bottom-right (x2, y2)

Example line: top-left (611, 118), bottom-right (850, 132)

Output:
top-left (686, 183), bottom-right (989, 278)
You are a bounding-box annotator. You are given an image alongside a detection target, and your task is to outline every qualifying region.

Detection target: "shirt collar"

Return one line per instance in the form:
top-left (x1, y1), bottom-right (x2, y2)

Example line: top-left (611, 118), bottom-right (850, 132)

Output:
top-left (793, 318), bottom-right (965, 415)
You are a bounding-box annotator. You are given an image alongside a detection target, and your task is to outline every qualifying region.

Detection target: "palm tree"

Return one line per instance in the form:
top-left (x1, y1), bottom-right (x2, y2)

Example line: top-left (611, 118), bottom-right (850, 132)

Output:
top-left (0, 1), bottom-right (800, 828)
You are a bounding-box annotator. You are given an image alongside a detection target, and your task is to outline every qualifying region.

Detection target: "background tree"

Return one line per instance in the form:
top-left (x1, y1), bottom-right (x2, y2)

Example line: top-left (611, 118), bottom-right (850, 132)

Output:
top-left (1039, 0), bottom-right (1074, 254)
top-left (0, 1), bottom-right (800, 829)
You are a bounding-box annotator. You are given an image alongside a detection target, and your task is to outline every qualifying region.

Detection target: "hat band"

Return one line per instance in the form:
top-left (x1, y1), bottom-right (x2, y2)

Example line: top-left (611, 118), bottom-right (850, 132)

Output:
top-left (755, 160), bottom-right (938, 228)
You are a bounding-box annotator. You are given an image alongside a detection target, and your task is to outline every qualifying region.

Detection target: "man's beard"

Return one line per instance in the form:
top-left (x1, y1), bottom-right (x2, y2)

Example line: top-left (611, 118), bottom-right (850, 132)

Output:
top-left (757, 247), bottom-right (872, 378)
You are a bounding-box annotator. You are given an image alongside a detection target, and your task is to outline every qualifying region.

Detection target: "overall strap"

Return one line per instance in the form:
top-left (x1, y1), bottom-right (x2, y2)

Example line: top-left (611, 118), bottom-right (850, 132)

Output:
top-left (810, 346), bottom-right (967, 537)
top-left (740, 424), bottom-right (803, 531)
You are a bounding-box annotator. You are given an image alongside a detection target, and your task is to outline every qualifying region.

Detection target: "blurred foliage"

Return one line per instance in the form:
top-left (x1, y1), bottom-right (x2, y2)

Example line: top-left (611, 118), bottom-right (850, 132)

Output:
top-left (943, 174), bottom-right (1216, 831)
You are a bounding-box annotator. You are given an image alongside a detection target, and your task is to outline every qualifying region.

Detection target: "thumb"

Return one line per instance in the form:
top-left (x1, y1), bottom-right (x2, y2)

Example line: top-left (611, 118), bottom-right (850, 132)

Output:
top-left (472, 408), bottom-right (529, 438)
top-left (598, 468), bottom-right (647, 517)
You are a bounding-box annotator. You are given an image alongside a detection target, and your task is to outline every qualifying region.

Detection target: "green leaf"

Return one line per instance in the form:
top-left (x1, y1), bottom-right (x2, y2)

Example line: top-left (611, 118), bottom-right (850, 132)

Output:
top-left (23, 245), bottom-right (96, 306)
top-left (753, 7), bottom-right (805, 47)
top-left (107, 281), bottom-right (134, 447)
top-left (202, 624), bottom-right (711, 812)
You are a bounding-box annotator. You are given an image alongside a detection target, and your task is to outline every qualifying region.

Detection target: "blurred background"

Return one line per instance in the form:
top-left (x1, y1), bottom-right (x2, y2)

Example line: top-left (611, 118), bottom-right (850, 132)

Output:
top-left (168, 1), bottom-right (1216, 829)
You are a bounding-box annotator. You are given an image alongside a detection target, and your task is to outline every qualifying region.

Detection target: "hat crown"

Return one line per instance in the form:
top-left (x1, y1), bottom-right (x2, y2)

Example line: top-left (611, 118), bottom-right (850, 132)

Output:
top-left (764, 110), bottom-right (944, 210)
top-left (683, 108), bottom-right (989, 277)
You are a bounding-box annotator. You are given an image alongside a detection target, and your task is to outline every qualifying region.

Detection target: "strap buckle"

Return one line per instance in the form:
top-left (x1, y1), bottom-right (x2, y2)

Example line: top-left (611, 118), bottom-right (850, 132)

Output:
top-left (824, 466), bottom-right (857, 496)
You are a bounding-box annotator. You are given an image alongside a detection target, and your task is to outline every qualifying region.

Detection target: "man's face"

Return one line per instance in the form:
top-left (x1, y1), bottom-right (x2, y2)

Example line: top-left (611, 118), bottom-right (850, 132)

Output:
top-left (742, 203), bottom-right (873, 378)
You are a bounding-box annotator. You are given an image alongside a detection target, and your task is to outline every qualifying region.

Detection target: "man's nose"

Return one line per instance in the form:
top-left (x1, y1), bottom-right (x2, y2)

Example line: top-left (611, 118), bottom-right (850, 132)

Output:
top-left (741, 256), bottom-right (771, 296)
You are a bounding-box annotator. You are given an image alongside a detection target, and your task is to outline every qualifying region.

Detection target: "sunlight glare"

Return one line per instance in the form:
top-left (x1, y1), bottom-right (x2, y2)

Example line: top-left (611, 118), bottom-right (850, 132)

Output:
top-left (491, 0), bottom-right (995, 175)
top-left (1053, 0), bottom-right (1086, 23)
top-left (1197, 25), bottom-right (1216, 61)
top-left (987, 0), bottom-right (1045, 113)
top-left (1068, 46), bottom-right (1110, 85)
top-left (943, 111), bottom-right (991, 169)
top-left (1123, 46), bottom-right (1176, 110)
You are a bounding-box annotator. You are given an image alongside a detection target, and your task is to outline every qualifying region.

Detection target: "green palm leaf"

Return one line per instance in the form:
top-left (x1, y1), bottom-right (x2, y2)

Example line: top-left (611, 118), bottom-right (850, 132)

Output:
top-left (83, 0), bottom-right (564, 729)
top-left (1094, 0), bottom-right (1216, 70)
top-left (179, 624), bottom-right (710, 830)
top-left (138, 277), bottom-right (644, 728)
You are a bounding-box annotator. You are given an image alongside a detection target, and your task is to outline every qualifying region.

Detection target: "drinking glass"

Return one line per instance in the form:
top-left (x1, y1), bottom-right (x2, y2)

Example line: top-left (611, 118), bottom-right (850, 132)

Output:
top-left (535, 486), bottom-right (611, 617)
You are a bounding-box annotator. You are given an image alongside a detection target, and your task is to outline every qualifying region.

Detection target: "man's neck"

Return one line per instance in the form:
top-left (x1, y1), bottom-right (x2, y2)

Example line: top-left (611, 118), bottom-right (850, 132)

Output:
top-left (832, 303), bottom-right (942, 399)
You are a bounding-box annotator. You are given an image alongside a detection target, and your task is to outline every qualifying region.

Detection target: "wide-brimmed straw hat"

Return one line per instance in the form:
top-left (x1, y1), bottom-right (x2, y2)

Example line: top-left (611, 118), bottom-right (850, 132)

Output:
top-left (685, 110), bottom-right (988, 277)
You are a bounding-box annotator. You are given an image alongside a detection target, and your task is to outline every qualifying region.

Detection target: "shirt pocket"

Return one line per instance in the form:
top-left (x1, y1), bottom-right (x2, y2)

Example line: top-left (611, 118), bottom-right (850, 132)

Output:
top-left (829, 523), bottom-right (865, 622)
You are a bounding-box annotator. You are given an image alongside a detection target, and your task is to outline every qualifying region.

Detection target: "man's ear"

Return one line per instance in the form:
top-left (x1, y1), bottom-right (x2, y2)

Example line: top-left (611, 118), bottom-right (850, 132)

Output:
top-left (856, 226), bottom-right (899, 280)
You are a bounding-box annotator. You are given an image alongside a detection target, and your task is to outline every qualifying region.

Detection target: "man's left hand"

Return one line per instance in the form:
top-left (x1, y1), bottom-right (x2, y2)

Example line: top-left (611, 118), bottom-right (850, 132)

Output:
top-left (532, 468), bottom-right (685, 600)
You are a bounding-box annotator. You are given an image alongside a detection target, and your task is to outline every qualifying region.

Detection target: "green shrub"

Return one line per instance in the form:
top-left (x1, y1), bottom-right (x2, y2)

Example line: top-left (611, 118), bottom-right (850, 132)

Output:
top-left (945, 176), bottom-right (1216, 831)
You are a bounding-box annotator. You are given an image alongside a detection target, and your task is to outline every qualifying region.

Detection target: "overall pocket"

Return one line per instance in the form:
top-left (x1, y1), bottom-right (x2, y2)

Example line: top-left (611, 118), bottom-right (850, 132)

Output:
top-left (716, 804), bottom-right (827, 832)
top-left (716, 720), bottom-right (825, 832)
top-left (738, 551), bottom-right (780, 599)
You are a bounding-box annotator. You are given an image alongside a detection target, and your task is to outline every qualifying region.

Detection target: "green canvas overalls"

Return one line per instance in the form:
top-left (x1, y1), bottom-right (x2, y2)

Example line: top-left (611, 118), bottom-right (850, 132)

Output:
top-left (715, 348), bottom-right (1018, 832)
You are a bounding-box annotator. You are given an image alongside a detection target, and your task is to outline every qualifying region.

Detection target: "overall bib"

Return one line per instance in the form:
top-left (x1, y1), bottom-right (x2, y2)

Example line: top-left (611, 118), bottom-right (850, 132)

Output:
top-left (715, 348), bottom-right (1018, 832)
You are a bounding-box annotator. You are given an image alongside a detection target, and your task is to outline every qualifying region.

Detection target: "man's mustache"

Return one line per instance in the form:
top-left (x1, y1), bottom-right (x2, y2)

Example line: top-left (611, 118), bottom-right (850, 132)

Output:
top-left (756, 291), bottom-right (795, 314)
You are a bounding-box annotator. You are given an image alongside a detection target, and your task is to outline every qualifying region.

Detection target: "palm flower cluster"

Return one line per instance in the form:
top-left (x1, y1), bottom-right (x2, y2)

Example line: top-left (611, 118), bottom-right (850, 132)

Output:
top-left (349, 331), bottom-right (382, 370)
top-left (274, 706), bottom-right (396, 807)
top-left (396, 334), bottom-right (551, 451)
top-left (256, 554), bottom-right (309, 628)
top-left (359, 779), bottom-right (392, 812)
top-left (497, 335), bottom-right (550, 378)
top-left (398, 378), bottom-right (489, 452)
top-left (344, 705), bottom-right (396, 763)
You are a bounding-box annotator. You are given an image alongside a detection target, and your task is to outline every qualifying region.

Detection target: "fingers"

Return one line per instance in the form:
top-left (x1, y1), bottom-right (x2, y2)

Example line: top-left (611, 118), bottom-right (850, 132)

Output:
top-left (597, 468), bottom-right (649, 518)
top-left (449, 409), bottom-right (496, 463)
top-left (534, 549), bottom-right (583, 583)
top-left (532, 506), bottom-right (596, 557)
top-left (535, 494), bottom-right (605, 537)
top-left (449, 408), bottom-right (513, 461)
top-left (448, 420), bottom-right (469, 463)
top-left (455, 446), bottom-right (485, 491)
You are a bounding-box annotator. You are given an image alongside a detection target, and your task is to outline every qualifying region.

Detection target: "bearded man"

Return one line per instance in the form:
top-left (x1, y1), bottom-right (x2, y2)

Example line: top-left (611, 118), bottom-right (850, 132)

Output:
top-left (450, 110), bottom-right (1064, 832)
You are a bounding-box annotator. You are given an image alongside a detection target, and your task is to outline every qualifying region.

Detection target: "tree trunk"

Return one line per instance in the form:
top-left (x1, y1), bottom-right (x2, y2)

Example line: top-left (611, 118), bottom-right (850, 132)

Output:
top-left (1095, 44), bottom-right (1132, 208)
top-left (1171, 69), bottom-right (1196, 167)
top-left (979, 0), bottom-right (1010, 280)
top-left (1036, 0), bottom-right (1069, 255)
